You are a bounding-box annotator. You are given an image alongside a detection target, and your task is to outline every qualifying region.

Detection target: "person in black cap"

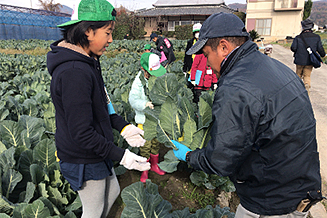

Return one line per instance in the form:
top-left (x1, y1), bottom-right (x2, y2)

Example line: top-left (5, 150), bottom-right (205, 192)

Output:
top-left (170, 12), bottom-right (321, 217)
top-left (291, 18), bottom-right (326, 95)
top-left (150, 32), bottom-right (176, 67)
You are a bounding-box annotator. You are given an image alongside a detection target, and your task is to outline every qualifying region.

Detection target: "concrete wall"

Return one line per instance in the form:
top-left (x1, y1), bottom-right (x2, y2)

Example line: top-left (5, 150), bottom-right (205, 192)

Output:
top-left (246, 0), bottom-right (304, 42)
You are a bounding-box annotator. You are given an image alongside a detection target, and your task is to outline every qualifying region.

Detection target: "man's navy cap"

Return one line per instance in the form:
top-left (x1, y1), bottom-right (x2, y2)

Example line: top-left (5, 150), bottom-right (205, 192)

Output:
top-left (301, 19), bottom-right (314, 30)
top-left (150, 33), bottom-right (158, 41)
top-left (186, 12), bottom-right (249, 55)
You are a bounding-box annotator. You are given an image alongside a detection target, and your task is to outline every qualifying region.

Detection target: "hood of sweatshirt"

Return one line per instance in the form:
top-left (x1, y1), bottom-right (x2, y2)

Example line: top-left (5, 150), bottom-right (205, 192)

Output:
top-left (47, 40), bottom-right (96, 76)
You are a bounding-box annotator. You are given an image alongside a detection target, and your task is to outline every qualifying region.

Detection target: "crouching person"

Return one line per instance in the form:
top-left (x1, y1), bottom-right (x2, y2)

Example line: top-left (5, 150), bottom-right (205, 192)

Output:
top-left (129, 53), bottom-right (167, 182)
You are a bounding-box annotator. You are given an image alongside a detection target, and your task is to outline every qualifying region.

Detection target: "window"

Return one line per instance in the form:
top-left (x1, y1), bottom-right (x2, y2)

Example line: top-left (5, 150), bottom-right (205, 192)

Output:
top-left (256, 19), bottom-right (272, 36)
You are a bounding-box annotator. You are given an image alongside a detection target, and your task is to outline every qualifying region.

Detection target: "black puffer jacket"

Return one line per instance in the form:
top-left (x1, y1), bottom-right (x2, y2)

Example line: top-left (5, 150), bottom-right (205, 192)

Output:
top-left (189, 40), bottom-right (321, 215)
top-left (183, 38), bottom-right (196, 72)
top-left (155, 36), bottom-right (176, 64)
top-left (47, 40), bottom-right (127, 164)
top-left (291, 30), bottom-right (326, 65)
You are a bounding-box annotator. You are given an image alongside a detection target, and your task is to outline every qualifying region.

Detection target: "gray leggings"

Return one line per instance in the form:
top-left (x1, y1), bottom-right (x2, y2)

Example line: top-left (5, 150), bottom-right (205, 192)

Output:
top-left (235, 204), bottom-right (308, 218)
top-left (78, 169), bottom-right (120, 218)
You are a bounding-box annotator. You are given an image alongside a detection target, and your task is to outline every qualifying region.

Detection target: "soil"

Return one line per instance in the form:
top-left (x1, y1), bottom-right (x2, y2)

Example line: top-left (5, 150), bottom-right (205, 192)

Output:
top-left (107, 146), bottom-right (240, 218)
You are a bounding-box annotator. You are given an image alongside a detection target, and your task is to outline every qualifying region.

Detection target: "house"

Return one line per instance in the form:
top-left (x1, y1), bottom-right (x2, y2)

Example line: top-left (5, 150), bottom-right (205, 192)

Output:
top-left (136, 0), bottom-right (236, 37)
top-left (245, 0), bottom-right (304, 42)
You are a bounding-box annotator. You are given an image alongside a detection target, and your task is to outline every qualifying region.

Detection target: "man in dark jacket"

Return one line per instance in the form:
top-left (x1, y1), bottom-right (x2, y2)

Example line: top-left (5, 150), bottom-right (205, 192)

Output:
top-left (172, 12), bottom-right (321, 217)
top-left (291, 19), bottom-right (326, 94)
top-left (150, 33), bottom-right (176, 67)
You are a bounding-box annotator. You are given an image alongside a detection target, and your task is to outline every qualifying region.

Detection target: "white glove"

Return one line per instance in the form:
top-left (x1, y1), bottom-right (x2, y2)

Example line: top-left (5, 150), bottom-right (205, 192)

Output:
top-left (183, 72), bottom-right (187, 77)
top-left (145, 101), bottom-right (154, 109)
top-left (214, 84), bottom-right (218, 90)
top-left (120, 149), bottom-right (150, 171)
top-left (191, 81), bottom-right (196, 86)
top-left (121, 124), bottom-right (146, 147)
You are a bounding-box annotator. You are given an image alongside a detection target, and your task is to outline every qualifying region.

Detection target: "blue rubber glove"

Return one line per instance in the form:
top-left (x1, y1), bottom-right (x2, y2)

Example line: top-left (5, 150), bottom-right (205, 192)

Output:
top-left (172, 140), bottom-right (191, 161)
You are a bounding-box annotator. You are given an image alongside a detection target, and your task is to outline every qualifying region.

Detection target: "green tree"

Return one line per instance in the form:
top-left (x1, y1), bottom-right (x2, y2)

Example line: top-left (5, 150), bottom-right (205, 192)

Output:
top-left (249, 29), bottom-right (260, 41)
top-left (113, 6), bottom-right (146, 40)
top-left (234, 12), bottom-right (246, 23)
top-left (38, 0), bottom-right (62, 12)
top-left (303, 0), bottom-right (313, 20)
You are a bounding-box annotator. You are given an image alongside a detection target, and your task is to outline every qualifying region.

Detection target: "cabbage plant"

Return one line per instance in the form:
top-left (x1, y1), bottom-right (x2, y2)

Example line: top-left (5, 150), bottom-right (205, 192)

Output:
top-left (143, 73), bottom-right (235, 192)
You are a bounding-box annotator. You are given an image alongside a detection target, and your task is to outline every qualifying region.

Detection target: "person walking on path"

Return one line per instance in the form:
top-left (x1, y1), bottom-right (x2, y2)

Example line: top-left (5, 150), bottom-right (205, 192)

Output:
top-left (183, 23), bottom-right (202, 89)
top-left (189, 53), bottom-right (218, 103)
top-left (150, 33), bottom-right (176, 67)
top-left (172, 12), bottom-right (322, 217)
top-left (291, 18), bottom-right (326, 94)
top-left (47, 0), bottom-right (150, 217)
top-left (129, 53), bottom-right (167, 183)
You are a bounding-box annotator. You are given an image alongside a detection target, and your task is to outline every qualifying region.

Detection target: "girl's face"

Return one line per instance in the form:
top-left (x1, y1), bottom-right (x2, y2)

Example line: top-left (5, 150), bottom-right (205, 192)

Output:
top-left (84, 22), bottom-right (115, 57)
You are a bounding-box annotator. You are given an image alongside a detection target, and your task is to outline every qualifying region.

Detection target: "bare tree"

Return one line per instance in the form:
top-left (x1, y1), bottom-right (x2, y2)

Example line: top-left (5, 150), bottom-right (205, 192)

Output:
top-left (38, 0), bottom-right (62, 12)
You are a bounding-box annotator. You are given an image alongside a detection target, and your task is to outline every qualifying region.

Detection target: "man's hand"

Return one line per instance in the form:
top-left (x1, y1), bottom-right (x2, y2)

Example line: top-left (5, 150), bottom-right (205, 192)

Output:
top-left (120, 149), bottom-right (150, 171)
top-left (214, 84), bottom-right (218, 90)
top-left (191, 81), bottom-right (196, 86)
top-left (172, 140), bottom-right (191, 161)
top-left (121, 124), bottom-right (146, 147)
top-left (145, 102), bottom-right (154, 109)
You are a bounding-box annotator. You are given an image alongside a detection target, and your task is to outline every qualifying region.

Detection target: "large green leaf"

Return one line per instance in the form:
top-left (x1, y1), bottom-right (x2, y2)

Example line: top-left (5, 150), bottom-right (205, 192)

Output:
top-left (0, 213), bottom-right (10, 217)
top-left (0, 120), bottom-right (23, 147)
top-left (149, 73), bottom-right (181, 105)
top-left (24, 182), bottom-right (36, 203)
top-left (38, 197), bottom-right (61, 216)
top-left (157, 98), bottom-right (181, 146)
top-left (22, 199), bottom-right (51, 218)
top-left (189, 127), bottom-right (211, 151)
top-left (18, 116), bottom-right (45, 148)
top-left (64, 195), bottom-right (82, 213)
top-left (30, 164), bottom-right (46, 185)
top-left (171, 207), bottom-right (192, 218)
top-left (22, 99), bottom-right (39, 118)
top-left (33, 139), bottom-right (57, 173)
top-left (0, 147), bottom-right (16, 172)
top-left (193, 205), bottom-right (235, 218)
top-left (197, 98), bottom-right (212, 129)
top-left (0, 195), bottom-right (14, 215)
top-left (47, 186), bottom-right (69, 206)
top-left (178, 96), bottom-right (195, 125)
top-left (182, 118), bottom-right (197, 147)
top-left (157, 150), bottom-right (180, 173)
top-left (17, 149), bottom-right (33, 180)
top-left (2, 169), bottom-right (23, 199)
top-left (0, 142), bottom-right (6, 155)
top-left (121, 181), bottom-right (172, 218)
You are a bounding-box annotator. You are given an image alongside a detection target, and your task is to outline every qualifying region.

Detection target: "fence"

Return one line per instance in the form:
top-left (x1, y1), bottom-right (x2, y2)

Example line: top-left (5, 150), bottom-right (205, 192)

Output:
top-left (0, 4), bottom-right (70, 40)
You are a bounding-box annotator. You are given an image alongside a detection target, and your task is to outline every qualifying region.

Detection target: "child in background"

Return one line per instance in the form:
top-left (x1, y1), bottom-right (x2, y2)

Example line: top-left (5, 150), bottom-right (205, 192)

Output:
top-left (190, 53), bottom-right (218, 103)
top-left (47, 0), bottom-right (149, 217)
top-left (129, 53), bottom-right (167, 182)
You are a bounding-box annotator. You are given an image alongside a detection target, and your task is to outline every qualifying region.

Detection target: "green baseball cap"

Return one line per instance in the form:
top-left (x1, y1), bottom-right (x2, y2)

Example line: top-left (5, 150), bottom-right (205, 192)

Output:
top-left (140, 53), bottom-right (166, 77)
top-left (143, 44), bottom-right (151, 50)
top-left (58, 0), bottom-right (116, 28)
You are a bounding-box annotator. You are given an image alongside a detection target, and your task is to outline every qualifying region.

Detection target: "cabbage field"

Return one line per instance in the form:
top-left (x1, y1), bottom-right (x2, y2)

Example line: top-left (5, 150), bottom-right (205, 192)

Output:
top-left (0, 39), bottom-right (237, 218)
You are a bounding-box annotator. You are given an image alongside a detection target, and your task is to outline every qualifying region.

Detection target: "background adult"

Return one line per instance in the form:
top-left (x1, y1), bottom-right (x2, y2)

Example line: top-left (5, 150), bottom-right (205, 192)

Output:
top-left (291, 18), bottom-right (326, 94)
top-left (183, 23), bottom-right (202, 89)
top-left (172, 12), bottom-right (321, 217)
top-left (150, 33), bottom-right (176, 67)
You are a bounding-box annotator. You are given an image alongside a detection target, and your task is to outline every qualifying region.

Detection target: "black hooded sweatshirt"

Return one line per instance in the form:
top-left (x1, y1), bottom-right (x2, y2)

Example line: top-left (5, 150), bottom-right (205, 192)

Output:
top-left (47, 40), bottom-right (127, 164)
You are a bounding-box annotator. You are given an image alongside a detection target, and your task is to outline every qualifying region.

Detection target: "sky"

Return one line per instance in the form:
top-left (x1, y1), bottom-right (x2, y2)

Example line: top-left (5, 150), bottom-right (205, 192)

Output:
top-left (0, 0), bottom-right (246, 11)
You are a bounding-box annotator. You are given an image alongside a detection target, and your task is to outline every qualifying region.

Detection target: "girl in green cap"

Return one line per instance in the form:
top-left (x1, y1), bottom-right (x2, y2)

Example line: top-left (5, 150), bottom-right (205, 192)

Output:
top-left (47, 0), bottom-right (150, 217)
